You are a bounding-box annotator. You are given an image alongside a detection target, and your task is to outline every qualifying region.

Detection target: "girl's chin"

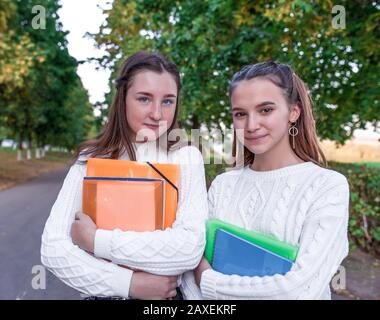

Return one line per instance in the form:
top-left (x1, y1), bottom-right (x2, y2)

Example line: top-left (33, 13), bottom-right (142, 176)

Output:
top-left (134, 129), bottom-right (161, 142)
top-left (244, 143), bottom-right (269, 155)
top-left (136, 133), bottom-right (170, 143)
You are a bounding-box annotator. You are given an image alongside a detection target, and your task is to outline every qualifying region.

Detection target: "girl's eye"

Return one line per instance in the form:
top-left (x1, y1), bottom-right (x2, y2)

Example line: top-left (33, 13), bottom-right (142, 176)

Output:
top-left (137, 97), bottom-right (150, 104)
top-left (162, 99), bottom-right (174, 106)
top-left (261, 107), bottom-right (273, 114)
top-left (233, 112), bottom-right (246, 118)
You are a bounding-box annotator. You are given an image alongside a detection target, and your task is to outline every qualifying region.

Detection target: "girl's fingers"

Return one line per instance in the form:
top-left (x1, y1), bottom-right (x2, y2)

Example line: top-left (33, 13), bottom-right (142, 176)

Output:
top-left (168, 277), bottom-right (178, 288)
top-left (74, 211), bottom-right (81, 220)
top-left (168, 289), bottom-right (177, 299)
top-left (75, 211), bottom-right (84, 220)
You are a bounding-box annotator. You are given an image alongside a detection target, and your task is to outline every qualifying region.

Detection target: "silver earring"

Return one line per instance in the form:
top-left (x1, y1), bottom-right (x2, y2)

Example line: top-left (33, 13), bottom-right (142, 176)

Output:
top-left (288, 122), bottom-right (299, 149)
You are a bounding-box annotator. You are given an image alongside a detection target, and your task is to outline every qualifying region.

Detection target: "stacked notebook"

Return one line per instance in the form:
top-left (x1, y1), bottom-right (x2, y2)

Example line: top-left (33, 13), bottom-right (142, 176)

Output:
top-left (206, 219), bottom-right (299, 277)
top-left (82, 158), bottom-right (180, 232)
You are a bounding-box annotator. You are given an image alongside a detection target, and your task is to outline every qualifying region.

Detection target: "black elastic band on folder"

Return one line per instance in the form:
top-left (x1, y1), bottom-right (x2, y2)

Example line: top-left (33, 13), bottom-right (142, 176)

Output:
top-left (146, 162), bottom-right (178, 198)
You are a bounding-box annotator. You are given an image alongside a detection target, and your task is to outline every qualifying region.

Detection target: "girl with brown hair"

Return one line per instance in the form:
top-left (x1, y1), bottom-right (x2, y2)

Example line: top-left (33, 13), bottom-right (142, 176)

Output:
top-left (182, 61), bottom-right (350, 300)
top-left (41, 51), bottom-right (208, 300)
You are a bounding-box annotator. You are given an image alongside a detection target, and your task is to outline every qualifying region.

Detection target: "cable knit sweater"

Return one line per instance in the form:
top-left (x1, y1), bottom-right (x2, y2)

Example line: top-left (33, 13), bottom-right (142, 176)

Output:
top-left (181, 161), bottom-right (350, 300)
top-left (40, 141), bottom-right (208, 298)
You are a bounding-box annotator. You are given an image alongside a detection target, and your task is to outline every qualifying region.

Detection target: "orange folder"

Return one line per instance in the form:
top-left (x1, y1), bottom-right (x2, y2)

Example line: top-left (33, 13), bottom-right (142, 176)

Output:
top-left (84, 158), bottom-right (180, 229)
top-left (83, 177), bottom-right (164, 232)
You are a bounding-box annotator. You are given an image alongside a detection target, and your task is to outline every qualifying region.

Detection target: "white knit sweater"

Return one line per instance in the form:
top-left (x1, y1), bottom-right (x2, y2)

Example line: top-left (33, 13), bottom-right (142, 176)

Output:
top-left (181, 161), bottom-right (350, 300)
top-left (41, 141), bottom-right (208, 298)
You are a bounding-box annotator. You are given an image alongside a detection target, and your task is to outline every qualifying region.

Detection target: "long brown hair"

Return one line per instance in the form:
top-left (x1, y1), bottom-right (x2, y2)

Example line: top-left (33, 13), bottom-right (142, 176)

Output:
top-left (230, 61), bottom-right (327, 168)
top-left (72, 51), bottom-right (182, 165)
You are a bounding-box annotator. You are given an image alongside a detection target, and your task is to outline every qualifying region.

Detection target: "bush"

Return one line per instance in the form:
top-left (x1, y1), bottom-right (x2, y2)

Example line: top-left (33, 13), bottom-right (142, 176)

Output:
top-left (204, 162), bottom-right (228, 189)
top-left (328, 162), bottom-right (380, 256)
top-left (204, 161), bottom-right (380, 256)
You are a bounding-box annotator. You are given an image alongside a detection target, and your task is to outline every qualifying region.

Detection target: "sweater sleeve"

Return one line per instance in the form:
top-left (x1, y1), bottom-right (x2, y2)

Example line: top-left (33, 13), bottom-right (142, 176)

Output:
top-left (93, 146), bottom-right (209, 275)
top-left (41, 163), bottom-right (134, 298)
top-left (200, 172), bottom-right (350, 300)
top-left (180, 174), bottom-right (223, 299)
top-left (206, 174), bottom-right (220, 220)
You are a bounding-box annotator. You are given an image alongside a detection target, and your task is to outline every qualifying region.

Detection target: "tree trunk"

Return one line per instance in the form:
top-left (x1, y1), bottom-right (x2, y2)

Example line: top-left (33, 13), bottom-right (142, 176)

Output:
top-left (27, 132), bottom-right (33, 160)
top-left (26, 149), bottom-right (32, 160)
top-left (17, 133), bottom-right (23, 161)
top-left (191, 113), bottom-right (200, 130)
top-left (17, 149), bottom-right (23, 161)
top-left (35, 148), bottom-right (41, 159)
top-left (35, 137), bottom-right (42, 159)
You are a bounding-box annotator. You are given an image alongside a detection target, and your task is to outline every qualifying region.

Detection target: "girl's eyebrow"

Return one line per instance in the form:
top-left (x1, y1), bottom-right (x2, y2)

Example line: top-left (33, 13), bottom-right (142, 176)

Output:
top-left (136, 91), bottom-right (153, 97)
top-left (232, 101), bottom-right (275, 111)
top-left (163, 94), bottom-right (177, 98)
top-left (136, 92), bottom-right (176, 98)
top-left (232, 107), bottom-right (246, 111)
top-left (255, 101), bottom-right (276, 108)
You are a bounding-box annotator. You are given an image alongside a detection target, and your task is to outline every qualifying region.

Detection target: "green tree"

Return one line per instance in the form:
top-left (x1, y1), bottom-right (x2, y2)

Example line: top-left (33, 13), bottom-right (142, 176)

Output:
top-left (0, 1), bottom-right (37, 93)
top-left (93, 0), bottom-right (380, 143)
top-left (43, 76), bottom-right (95, 151)
top-left (1, 0), bottom-right (95, 159)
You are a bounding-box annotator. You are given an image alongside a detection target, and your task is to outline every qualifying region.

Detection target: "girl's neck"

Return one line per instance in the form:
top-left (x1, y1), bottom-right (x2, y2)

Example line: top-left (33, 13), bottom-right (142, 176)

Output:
top-left (250, 139), bottom-right (304, 172)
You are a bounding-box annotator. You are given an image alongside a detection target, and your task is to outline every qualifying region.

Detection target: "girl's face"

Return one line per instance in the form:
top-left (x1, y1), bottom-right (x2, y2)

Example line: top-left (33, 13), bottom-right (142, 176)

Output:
top-left (231, 77), bottom-right (300, 156)
top-left (126, 70), bottom-right (178, 142)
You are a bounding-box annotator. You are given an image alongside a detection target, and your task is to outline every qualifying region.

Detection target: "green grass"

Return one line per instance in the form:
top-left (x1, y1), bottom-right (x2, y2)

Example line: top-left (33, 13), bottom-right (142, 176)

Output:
top-left (0, 146), bottom-right (72, 161)
top-left (45, 151), bottom-right (73, 162)
top-left (354, 162), bottom-right (380, 169)
top-left (0, 146), bottom-right (16, 153)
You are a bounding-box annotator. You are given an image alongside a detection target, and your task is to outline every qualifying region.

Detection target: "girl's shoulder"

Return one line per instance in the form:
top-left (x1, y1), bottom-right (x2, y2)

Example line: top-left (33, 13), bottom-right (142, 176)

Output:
top-left (209, 167), bottom-right (245, 190)
top-left (298, 163), bottom-right (350, 205)
top-left (309, 163), bottom-right (349, 187)
top-left (77, 152), bottom-right (90, 163)
top-left (169, 145), bottom-right (204, 165)
top-left (74, 148), bottom-right (110, 164)
top-left (71, 149), bottom-right (100, 174)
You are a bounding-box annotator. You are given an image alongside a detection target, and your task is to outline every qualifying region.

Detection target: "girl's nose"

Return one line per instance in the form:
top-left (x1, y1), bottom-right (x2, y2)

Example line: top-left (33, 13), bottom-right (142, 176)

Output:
top-left (150, 102), bottom-right (162, 121)
top-left (246, 115), bottom-right (260, 131)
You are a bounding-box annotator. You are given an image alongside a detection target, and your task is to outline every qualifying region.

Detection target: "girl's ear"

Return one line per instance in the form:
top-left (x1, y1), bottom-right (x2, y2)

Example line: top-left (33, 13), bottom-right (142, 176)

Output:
top-left (289, 103), bottom-right (301, 123)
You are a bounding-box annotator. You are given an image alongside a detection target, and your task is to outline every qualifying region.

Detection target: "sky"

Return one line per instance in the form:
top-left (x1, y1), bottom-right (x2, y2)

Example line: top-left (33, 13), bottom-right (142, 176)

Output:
top-left (57, 0), bottom-right (379, 141)
top-left (58, 0), bottom-right (112, 110)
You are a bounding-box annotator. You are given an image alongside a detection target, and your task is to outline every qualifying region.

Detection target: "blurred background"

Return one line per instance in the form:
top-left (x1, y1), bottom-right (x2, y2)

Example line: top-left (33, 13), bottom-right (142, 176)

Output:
top-left (0, 0), bottom-right (379, 300)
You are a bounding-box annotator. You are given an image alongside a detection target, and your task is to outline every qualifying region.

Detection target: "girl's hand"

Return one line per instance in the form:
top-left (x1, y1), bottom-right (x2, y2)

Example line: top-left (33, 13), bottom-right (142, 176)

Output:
top-left (129, 272), bottom-right (178, 300)
top-left (194, 257), bottom-right (212, 287)
top-left (71, 211), bottom-right (97, 253)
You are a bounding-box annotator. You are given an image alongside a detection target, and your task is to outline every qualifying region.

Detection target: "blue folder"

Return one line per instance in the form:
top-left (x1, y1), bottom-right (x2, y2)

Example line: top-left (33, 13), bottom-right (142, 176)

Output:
top-left (212, 229), bottom-right (293, 277)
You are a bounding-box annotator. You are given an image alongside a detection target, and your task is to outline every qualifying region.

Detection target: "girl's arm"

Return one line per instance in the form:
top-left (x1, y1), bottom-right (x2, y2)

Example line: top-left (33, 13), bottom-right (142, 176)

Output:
top-left (180, 173), bottom-right (221, 300)
top-left (41, 163), bottom-right (134, 298)
top-left (199, 173), bottom-right (350, 300)
top-left (93, 146), bottom-right (209, 275)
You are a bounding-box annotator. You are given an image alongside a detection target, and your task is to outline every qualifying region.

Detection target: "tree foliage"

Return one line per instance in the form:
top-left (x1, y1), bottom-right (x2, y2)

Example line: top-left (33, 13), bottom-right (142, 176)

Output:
top-left (0, 0), bottom-right (94, 152)
top-left (93, 0), bottom-right (380, 143)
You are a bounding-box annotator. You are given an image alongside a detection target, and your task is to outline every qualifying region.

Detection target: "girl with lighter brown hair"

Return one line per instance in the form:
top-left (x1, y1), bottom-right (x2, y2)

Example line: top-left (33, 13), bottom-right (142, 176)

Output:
top-left (182, 61), bottom-right (350, 300)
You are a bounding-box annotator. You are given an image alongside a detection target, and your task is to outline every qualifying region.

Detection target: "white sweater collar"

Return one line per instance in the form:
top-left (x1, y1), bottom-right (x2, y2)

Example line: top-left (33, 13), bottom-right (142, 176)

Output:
top-left (243, 161), bottom-right (317, 180)
top-left (119, 140), bottom-right (169, 162)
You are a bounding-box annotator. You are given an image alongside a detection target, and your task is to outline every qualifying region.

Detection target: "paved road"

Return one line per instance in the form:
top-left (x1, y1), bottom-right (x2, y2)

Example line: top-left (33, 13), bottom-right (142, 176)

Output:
top-left (0, 167), bottom-right (82, 300)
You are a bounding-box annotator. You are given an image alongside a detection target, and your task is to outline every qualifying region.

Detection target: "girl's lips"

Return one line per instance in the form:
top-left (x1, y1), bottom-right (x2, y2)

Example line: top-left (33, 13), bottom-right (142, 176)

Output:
top-left (245, 134), bottom-right (269, 142)
top-left (144, 123), bottom-right (160, 129)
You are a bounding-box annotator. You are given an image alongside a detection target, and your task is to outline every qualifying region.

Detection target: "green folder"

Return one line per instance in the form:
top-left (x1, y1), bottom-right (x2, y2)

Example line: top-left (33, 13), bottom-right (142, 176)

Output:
top-left (205, 218), bottom-right (299, 264)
